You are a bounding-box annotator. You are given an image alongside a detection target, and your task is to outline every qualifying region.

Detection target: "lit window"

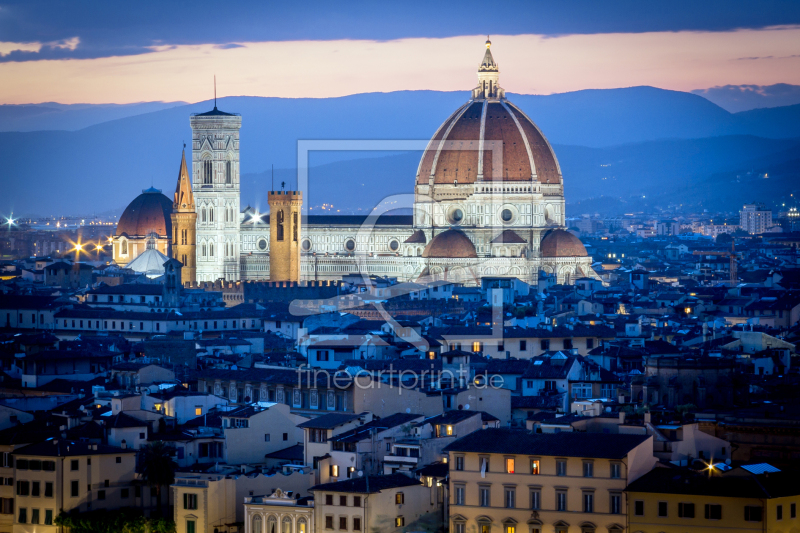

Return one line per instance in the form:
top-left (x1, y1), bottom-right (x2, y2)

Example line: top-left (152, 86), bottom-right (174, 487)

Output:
top-left (395, 517), bottom-right (404, 527)
top-left (530, 459), bottom-right (540, 475)
top-left (195, 407), bottom-right (202, 416)
top-left (506, 458), bottom-right (515, 474)
top-left (446, 425), bottom-right (453, 436)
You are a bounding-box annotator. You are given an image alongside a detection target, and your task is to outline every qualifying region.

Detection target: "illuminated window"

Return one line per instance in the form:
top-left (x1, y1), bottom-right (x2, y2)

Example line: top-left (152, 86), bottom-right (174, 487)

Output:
top-left (195, 407), bottom-right (202, 416)
top-left (154, 403), bottom-right (162, 413)
top-left (395, 492), bottom-right (404, 504)
top-left (395, 517), bottom-right (404, 527)
top-left (505, 458), bottom-right (515, 474)
top-left (472, 341), bottom-right (482, 352)
top-left (530, 459), bottom-right (540, 475)
top-left (446, 426), bottom-right (453, 436)
top-left (329, 465), bottom-right (339, 478)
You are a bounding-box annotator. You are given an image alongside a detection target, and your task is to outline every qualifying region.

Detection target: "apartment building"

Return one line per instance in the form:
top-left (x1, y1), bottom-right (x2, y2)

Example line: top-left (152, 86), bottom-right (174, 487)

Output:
top-left (443, 428), bottom-right (655, 533)
top-left (174, 471), bottom-right (315, 533)
top-left (310, 474), bottom-right (436, 533)
top-left (626, 465), bottom-right (800, 533)
top-left (11, 440), bottom-right (136, 533)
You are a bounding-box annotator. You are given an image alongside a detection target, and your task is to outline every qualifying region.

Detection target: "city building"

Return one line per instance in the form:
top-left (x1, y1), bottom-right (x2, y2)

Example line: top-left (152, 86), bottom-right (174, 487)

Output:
top-left (11, 441), bottom-right (137, 531)
top-left (310, 473), bottom-right (437, 533)
top-left (626, 465), bottom-right (799, 533)
top-left (740, 203), bottom-right (773, 235)
top-left (244, 489), bottom-right (314, 533)
top-left (443, 428), bottom-right (656, 533)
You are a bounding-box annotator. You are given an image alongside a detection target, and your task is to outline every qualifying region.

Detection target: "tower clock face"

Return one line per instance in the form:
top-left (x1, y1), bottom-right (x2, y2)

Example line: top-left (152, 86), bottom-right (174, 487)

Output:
top-left (182, 204), bottom-right (186, 208)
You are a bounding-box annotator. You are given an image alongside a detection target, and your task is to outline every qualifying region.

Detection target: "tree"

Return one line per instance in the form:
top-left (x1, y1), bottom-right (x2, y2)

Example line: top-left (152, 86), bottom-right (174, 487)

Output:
top-left (54, 508), bottom-right (176, 533)
top-left (140, 441), bottom-right (177, 517)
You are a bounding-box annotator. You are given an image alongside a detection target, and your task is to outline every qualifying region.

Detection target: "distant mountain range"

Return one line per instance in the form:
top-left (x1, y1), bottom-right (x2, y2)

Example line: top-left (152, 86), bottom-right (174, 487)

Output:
top-left (1, 87), bottom-right (799, 217)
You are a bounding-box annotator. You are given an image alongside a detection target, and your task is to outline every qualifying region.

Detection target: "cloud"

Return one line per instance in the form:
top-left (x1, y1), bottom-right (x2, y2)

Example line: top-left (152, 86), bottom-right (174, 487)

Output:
top-left (0, 37), bottom-right (81, 61)
top-left (2, 0), bottom-right (800, 63)
top-left (2, 27), bottom-right (800, 105)
top-left (215, 43), bottom-right (245, 50)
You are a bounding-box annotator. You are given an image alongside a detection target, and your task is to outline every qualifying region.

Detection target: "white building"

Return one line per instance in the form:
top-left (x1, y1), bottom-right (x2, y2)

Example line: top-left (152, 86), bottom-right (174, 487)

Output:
top-left (199, 40), bottom-right (597, 286)
top-left (191, 104), bottom-right (242, 282)
top-left (740, 203), bottom-right (773, 234)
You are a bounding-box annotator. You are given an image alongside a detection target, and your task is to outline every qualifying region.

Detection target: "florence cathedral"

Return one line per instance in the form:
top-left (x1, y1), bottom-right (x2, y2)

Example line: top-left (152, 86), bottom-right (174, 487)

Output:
top-left (111, 40), bottom-right (597, 286)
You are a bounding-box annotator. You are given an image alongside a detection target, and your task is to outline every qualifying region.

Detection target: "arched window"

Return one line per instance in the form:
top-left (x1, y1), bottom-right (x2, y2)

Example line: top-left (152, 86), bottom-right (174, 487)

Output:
top-left (276, 210), bottom-right (285, 241)
top-left (209, 243), bottom-right (214, 257)
top-left (209, 208), bottom-right (214, 222)
top-left (267, 516), bottom-right (277, 533)
top-left (203, 160), bottom-right (213, 184)
top-left (297, 518), bottom-right (307, 533)
top-left (121, 240), bottom-right (128, 255)
top-left (226, 161), bottom-right (232, 184)
top-left (252, 515), bottom-right (262, 533)
top-left (201, 208), bottom-right (206, 223)
top-left (293, 212), bottom-right (298, 242)
top-left (201, 243), bottom-right (207, 257)
top-left (282, 516), bottom-right (292, 533)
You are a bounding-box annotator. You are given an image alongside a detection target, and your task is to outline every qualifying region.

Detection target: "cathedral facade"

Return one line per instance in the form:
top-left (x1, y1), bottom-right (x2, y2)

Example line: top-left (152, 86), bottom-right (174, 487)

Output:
top-left (115, 40), bottom-right (597, 286)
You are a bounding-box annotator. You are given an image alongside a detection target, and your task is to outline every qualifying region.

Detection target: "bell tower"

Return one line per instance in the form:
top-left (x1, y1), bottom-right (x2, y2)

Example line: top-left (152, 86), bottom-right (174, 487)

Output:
top-left (190, 98), bottom-right (242, 282)
top-left (268, 187), bottom-right (302, 282)
top-left (171, 148), bottom-right (197, 284)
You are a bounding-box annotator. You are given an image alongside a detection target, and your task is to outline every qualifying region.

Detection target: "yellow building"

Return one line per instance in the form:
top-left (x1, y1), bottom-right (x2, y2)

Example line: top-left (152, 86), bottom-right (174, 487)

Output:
top-left (310, 473), bottom-right (440, 533)
top-left (268, 190), bottom-right (302, 283)
top-left (626, 464), bottom-right (800, 533)
top-left (172, 148), bottom-right (197, 284)
top-left (11, 440), bottom-right (137, 533)
top-left (443, 428), bottom-right (656, 533)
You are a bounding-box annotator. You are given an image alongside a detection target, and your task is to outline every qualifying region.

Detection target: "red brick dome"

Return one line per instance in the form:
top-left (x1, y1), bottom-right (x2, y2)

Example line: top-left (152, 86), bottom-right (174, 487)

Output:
top-left (116, 187), bottom-right (173, 237)
top-left (422, 229), bottom-right (478, 259)
top-left (416, 100), bottom-right (561, 186)
top-left (540, 229), bottom-right (587, 257)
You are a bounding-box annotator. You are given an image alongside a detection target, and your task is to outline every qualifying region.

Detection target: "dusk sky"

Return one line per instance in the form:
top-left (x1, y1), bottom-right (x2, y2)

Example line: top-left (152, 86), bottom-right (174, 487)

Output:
top-left (2, 0), bottom-right (800, 104)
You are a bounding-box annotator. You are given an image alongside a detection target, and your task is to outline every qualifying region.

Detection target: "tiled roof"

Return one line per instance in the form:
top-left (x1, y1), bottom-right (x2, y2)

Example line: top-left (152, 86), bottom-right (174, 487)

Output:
top-left (512, 395), bottom-right (565, 410)
top-left (521, 357), bottom-right (577, 379)
top-left (296, 413), bottom-right (363, 430)
top-left (330, 413), bottom-right (423, 443)
top-left (265, 444), bottom-right (304, 461)
top-left (13, 440), bottom-right (133, 458)
top-left (421, 410), bottom-right (481, 427)
top-left (310, 473), bottom-right (421, 494)
top-left (442, 428), bottom-right (649, 459)
top-left (107, 413), bottom-right (148, 429)
top-left (626, 466), bottom-right (798, 499)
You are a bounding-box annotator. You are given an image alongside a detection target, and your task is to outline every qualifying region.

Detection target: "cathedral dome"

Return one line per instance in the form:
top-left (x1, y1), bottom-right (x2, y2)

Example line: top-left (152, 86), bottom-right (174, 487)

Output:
top-left (416, 40), bottom-right (561, 187)
top-left (540, 229), bottom-right (587, 257)
top-left (422, 229), bottom-right (478, 259)
top-left (116, 187), bottom-right (173, 237)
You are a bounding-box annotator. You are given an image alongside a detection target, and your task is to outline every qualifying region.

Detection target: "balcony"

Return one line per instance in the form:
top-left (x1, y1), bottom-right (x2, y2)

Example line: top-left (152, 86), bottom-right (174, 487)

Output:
top-left (383, 454), bottom-right (419, 465)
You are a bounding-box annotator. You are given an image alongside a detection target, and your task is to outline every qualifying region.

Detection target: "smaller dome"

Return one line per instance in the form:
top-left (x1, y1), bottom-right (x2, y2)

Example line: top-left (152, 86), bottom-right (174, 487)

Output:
top-left (540, 230), bottom-right (588, 257)
top-left (116, 188), bottom-right (173, 237)
top-left (422, 229), bottom-right (477, 259)
top-left (125, 247), bottom-right (170, 279)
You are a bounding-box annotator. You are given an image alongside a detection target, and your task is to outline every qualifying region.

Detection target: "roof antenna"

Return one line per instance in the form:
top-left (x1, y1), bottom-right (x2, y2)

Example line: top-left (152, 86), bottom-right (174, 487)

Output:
top-left (214, 75), bottom-right (217, 109)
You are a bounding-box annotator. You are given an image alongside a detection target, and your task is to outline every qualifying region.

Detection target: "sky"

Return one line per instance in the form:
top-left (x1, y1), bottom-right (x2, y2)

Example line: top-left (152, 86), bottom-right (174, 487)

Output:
top-left (1, 0), bottom-right (800, 105)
